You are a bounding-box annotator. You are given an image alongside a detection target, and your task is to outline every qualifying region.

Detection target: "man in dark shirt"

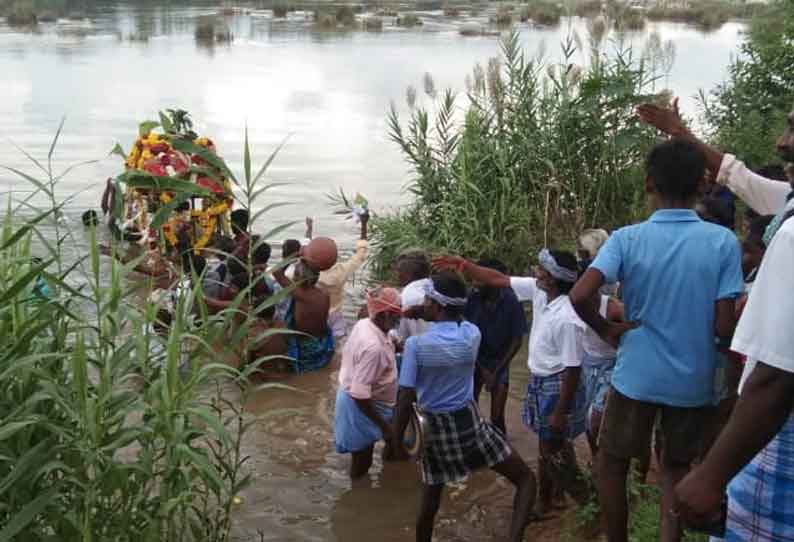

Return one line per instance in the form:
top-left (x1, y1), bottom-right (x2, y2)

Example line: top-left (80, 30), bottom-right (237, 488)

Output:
top-left (464, 258), bottom-right (529, 434)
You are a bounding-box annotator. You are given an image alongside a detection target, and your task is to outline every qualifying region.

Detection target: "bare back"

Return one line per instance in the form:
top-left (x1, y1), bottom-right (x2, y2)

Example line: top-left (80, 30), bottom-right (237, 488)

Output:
top-left (292, 285), bottom-right (331, 339)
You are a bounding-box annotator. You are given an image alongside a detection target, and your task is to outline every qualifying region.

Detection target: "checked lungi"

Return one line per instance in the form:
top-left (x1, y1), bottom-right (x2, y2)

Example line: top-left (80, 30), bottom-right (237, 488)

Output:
top-left (716, 415), bottom-right (794, 542)
top-left (522, 371), bottom-right (587, 441)
top-left (420, 402), bottom-right (512, 486)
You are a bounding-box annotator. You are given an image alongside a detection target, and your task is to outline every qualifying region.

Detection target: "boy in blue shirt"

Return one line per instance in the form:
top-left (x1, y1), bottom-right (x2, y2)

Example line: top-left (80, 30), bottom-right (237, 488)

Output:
top-left (570, 138), bottom-right (744, 542)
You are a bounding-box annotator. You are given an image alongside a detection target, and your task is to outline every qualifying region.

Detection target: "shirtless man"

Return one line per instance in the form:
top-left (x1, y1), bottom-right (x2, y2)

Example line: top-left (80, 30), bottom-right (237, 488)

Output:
top-left (273, 260), bottom-right (335, 373)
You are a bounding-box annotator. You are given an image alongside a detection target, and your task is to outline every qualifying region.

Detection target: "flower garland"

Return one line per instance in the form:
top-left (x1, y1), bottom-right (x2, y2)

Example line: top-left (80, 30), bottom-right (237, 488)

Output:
top-left (116, 118), bottom-right (234, 255)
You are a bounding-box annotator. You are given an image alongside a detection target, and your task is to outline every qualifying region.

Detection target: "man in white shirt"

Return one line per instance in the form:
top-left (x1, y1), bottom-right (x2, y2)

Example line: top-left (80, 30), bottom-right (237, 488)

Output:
top-left (638, 99), bottom-right (794, 243)
top-left (436, 249), bottom-right (589, 516)
top-left (675, 213), bottom-right (794, 542)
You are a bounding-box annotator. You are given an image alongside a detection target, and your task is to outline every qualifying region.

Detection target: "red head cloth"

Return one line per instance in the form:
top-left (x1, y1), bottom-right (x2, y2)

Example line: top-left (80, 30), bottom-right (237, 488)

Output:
top-left (366, 287), bottom-right (402, 318)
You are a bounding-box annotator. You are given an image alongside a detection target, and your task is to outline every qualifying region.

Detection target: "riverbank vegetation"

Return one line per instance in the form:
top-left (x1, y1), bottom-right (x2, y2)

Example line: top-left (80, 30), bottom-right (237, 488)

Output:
top-left (370, 30), bottom-right (659, 276)
top-left (699, 0), bottom-right (794, 168)
top-left (0, 123), bottom-right (292, 539)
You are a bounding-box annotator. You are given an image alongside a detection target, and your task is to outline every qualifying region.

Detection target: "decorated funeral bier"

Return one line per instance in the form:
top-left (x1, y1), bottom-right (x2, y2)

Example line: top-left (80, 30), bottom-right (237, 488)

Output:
top-left (108, 110), bottom-right (234, 257)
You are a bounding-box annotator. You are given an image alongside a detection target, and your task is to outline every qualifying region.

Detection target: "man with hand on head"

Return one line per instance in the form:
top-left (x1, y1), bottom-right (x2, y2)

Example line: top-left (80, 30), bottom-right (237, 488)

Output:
top-left (393, 272), bottom-right (535, 542)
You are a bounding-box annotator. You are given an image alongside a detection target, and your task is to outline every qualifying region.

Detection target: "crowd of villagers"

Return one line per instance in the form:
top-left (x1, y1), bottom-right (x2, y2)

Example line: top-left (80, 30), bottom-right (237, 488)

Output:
top-left (92, 98), bottom-right (794, 542)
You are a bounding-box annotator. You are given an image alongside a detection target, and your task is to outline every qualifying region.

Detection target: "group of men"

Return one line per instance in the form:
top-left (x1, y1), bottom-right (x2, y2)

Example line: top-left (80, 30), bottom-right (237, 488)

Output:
top-left (331, 98), bottom-right (794, 542)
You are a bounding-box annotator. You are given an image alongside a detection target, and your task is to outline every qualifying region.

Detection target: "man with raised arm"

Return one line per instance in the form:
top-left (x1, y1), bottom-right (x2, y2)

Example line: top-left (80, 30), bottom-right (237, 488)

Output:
top-left (569, 139), bottom-right (744, 542)
top-left (638, 98), bottom-right (794, 243)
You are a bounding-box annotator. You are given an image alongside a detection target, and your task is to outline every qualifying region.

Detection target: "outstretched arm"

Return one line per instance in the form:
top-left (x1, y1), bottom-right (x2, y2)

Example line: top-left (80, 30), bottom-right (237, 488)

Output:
top-left (433, 256), bottom-right (510, 289)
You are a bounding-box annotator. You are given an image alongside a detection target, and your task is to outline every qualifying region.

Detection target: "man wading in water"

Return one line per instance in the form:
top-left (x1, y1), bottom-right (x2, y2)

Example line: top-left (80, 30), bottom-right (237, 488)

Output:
top-left (393, 272), bottom-right (535, 542)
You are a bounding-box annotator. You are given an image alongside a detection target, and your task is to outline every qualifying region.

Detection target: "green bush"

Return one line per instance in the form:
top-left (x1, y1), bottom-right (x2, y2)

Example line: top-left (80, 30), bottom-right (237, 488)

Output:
top-left (700, 0), bottom-right (794, 168)
top-left (0, 123), bottom-right (291, 539)
top-left (371, 32), bottom-right (659, 277)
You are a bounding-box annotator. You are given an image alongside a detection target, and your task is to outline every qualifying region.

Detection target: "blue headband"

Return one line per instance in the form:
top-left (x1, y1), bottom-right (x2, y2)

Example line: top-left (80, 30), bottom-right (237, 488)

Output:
top-left (538, 248), bottom-right (578, 283)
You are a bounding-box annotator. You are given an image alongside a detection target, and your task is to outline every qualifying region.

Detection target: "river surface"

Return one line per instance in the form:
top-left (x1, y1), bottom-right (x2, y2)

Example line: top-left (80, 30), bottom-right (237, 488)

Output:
top-left (1, 4), bottom-right (744, 540)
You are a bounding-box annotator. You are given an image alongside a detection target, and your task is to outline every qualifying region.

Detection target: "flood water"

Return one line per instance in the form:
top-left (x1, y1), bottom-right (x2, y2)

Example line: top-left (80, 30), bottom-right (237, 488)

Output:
top-left (1, 3), bottom-right (744, 540)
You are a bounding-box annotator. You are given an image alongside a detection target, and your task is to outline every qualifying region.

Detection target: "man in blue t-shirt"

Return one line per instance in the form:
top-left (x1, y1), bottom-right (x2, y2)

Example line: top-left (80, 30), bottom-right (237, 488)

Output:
top-left (464, 258), bottom-right (529, 434)
top-left (570, 138), bottom-right (744, 542)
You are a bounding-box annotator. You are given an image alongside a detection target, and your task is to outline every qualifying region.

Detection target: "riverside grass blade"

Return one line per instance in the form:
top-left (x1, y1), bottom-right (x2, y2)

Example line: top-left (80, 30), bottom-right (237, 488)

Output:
top-left (0, 485), bottom-right (59, 542)
top-left (0, 124), bottom-right (297, 541)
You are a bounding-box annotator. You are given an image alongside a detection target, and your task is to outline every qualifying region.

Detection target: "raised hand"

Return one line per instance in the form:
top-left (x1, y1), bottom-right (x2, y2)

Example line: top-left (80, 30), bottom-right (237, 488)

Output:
top-left (637, 97), bottom-right (690, 138)
top-left (432, 255), bottom-right (466, 273)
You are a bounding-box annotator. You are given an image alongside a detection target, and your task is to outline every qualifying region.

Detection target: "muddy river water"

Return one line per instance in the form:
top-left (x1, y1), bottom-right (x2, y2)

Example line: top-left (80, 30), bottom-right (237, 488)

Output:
top-left (1, 3), bottom-right (745, 539)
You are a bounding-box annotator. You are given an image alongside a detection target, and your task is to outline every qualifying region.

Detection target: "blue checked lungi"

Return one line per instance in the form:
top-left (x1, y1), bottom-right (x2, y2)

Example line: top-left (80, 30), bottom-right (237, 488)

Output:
top-left (522, 370), bottom-right (587, 441)
top-left (717, 415), bottom-right (794, 542)
top-left (582, 353), bottom-right (615, 433)
top-left (334, 389), bottom-right (393, 454)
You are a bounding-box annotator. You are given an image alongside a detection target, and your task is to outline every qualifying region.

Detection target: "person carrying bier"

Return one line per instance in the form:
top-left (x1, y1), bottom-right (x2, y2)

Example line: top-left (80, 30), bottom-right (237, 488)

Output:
top-left (316, 213), bottom-right (370, 340)
top-left (436, 249), bottom-right (590, 517)
top-left (393, 272), bottom-right (535, 542)
top-left (569, 139), bottom-right (744, 542)
top-left (273, 252), bottom-right (334, 374)
top-left (463, 258), bottom-right (528, 435)
top-left (334, 287), bottom-right (402, 479)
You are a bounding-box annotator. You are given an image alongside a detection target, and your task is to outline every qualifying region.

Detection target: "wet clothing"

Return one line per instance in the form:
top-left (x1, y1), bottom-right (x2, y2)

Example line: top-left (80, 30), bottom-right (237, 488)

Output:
top-left (338, 318), bottom-right (398, 405)
top-left (419, 401), bottom-right (512, 486)
top-left (334, 389), bottom-right (392, 453)
top-left (522, 371), bottom-right (587, 441)
top-left (286, 301), bottom-right (335, 373)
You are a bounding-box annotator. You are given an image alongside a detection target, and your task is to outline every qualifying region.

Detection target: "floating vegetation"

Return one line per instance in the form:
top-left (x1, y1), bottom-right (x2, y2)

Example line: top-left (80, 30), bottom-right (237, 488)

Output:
top-left (195, 14), bottom-right (233, 43)
top-left (363, 16), bottom-right (383, 31)
top-left (397, 13), bottom-right (423, 27)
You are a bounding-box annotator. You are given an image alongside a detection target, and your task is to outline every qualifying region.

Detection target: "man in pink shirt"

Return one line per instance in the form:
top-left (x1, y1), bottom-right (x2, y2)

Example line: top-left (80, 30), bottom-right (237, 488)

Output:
top-left (335, 287), bottom-right (402, 479)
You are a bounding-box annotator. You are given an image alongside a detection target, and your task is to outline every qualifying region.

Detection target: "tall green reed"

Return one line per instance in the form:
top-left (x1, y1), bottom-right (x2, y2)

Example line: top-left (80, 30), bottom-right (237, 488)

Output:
top-left (0, 122), bottom-right (292, 541)
top-left (371, 30), bottom-right (660, 276)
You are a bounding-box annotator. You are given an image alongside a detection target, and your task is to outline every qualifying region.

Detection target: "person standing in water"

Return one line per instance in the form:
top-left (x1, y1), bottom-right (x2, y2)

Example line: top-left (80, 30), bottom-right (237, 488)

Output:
top-left (393, 272), bottom-right (536, 542)
top-left (335, 287), bottom-right (402, 479)
top-left (273, 259), bottom-right (334, 373)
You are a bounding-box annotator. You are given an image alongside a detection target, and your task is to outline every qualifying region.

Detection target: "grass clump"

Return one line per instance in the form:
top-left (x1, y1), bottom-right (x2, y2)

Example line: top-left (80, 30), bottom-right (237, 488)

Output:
top-left (397, 12), bottom-right (423, 27)
top-left (363, 15), bottom-right (383, 30)
top-left (272, 2), bottom-right (289, 18)
top-left (5, 0), bottom-right (37, 25)
top-left (372, 31), bottom-right (659, 277)
top-left (195, 15), bottom-right (232, 43)
top-left (615, 9), bottom-right (646, 32)
top-left (493, 4), bottom-right (514, 26)
top-left (523, 1), bottom-right (562, 26)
